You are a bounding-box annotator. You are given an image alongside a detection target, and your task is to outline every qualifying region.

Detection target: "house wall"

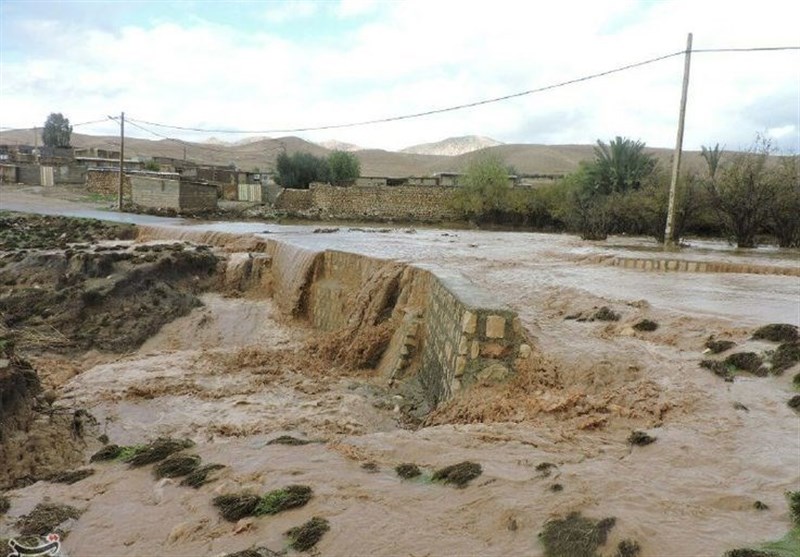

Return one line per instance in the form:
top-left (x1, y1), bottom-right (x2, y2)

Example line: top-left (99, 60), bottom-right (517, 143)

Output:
top-left (131, 176), bottom-right (182, 209)
top-left (0, 164), bottom-right (18, 184)
top-left (17, 164), bottom-right (41, 186)
top-left (179, 182), bottom-right (218, 210)
top-left (310, 183), bottom-right (459, 222)
top-left (86, 169), bottom-right (132, 199)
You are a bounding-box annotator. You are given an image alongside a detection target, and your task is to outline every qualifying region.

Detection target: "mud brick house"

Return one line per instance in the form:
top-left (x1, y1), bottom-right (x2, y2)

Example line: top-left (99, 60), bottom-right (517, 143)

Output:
top-left (130, 175), bottom-right (218, 211)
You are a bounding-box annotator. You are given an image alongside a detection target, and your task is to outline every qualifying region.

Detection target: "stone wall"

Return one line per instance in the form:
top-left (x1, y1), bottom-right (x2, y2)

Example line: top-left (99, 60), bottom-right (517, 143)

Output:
top-left (273, 183), bottom-right (460, 222)
top-left (131, 176), bottom-right (217, 211)
top-left (179, 181), bottom-right (219, 210)
top-left (86, 169), bottom-right (132, 199)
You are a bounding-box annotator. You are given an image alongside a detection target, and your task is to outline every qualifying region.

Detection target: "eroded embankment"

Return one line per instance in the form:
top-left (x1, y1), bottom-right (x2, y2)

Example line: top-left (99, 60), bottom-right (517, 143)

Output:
top-left (138, 225), bottom-right (533, 414)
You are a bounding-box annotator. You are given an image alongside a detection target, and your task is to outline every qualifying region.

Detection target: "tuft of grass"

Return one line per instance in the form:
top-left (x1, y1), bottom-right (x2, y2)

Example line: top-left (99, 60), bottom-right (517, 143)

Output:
top-left (0, 494), bottom-right (9, 515)
top-left (285, 516), bottom-right (330, 552)
top-left (154, 454), bottom-right (201, 478)
top-left (754, 501), bottom-right (769, 510)
top-left (724, 550), bottom-right (778, 557)
top-left (725, 352), bottom-right (764, 374)
top-left (772, 342), bottom-right (800, 374)
top-left (181, 463), bottom-right (225, 489)
top-left (395, 463), bottom-right (421, 479)
top-left (90, 444), bottom-right (123, 462)
top-left (733, 402), bottom-right (750, 412)
top-left (706, 339), bottom-right (737, 354)
top-left (16, 503), bottom-right (82, 538)
top-left (47, 469), bottom-right (95, 485)
top-left (594, 307), bottom-right (620, 322)
top-left (267, 435), bottom-right (311, 446)
top-left (789, 396), bottom-right (800, 413)
top-left (633, 319), bottom-right (658, 332)
top-left (536, 462), bottom-right (557, 477)
top-left (212, 493), bottom-right (261, 522)
top-left (700, 359), bottom-right (734, 381)
top-left (752, 324), bottom-right (798, 343)
top-left (793, 373), bottom-right (800, 390)
top-left (550, 484), bottom-right (564, 493)
top-left (539, 512), bottom-right (616, 557)
top-left (616, 539), bottom-right (641, 557)
top-left (124, 438), bottom-right (194, 467)
top-left (432, 461), bottom-right (482, 488)
top-left (789, 491), bottom-right (800, 526)
top-left (361, 461), bottom-right (379, 473)
top-left (628, 431), bottom-right (656, 446)
top-left (254, 485), bottom-right (312, 516)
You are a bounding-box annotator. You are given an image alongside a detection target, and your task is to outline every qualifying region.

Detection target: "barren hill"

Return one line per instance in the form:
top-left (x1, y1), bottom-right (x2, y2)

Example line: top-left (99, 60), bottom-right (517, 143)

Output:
top-left (401, 135), bottom-right (504, 156)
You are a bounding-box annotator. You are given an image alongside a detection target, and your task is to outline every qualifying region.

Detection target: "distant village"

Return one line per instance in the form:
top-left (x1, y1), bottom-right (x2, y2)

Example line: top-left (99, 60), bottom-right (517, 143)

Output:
top-left (0, 143), bottom-right (564, 216)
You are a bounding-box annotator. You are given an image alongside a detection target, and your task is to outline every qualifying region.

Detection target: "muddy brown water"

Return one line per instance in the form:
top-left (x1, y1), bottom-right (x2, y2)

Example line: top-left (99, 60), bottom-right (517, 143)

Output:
top-left (1, 194), bottom-right (799, 556)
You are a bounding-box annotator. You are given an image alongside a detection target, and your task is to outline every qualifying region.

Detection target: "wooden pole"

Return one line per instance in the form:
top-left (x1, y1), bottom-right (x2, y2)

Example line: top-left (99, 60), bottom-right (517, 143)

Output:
top-left (118, 112), bottom-right (125, 210)
top-left (664, 33), bottom-right (693, 248)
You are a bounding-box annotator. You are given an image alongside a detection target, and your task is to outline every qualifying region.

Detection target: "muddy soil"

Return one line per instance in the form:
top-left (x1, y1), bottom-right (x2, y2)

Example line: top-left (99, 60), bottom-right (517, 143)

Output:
top-left (0, 211), bottom-right (798, 557)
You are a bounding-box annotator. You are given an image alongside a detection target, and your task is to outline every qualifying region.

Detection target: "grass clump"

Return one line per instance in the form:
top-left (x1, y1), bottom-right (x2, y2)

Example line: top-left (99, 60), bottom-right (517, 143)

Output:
top-left (789, 396), bottom-right (800, 413)
top-left (47, 468), bottom-right (95, 485)
top-left (154, 454), bottom-right (201, 478)
top-left (124, 437), bottom-right (194, 467)
top-left (254, 485), bottom-right (312, 516)
top-left (16, 503), bottom-right (82, 537)
top-left (700, 359), bottom-right (734, 381)
top-left (594, 307), bottom-right (620, 322)
top-left (212, 493), bottom-right (261, 522)
top-left (286, 516), bottom-right (330, 552)
top-left (725, 550), bottom-right (778, 557)
top-left (706, 339), bottom-right (736, 354)
top-left (772, 342), bottom-right (800, 374)
top-left (181, 463), bottom-right (225, 489)
top-left (616, 539), bottom-right (641, 557)
top-left (754, 501), bottom-right (769, 510)
top-left (632, 319), bottom-right (658, 332)
top-left (628, 431), bottom-right (656, 446)
top-left (752, 324), bottom-right (798, 343)
top-left (793, 373), bottom-right (800, 390)
top-left (789, 491), bottom-right (800, 525)
top-left (725, 352), bottom-right (765, 374)
top-left (395, 463), bottom-right (421, 479)
top-left (267, 435), bottom-right (311, 446)
top-left (539, 512), bottom-right (616, 557)
top-left (432, 461), bottom-right (482, 488)
top-left (536, 462), bottom-right (557, 477)
top-left (0, 495), bottom-right (9, 515)
top-left (550, 484), bottom-right (564, 493)
top-left (90, 444), bottom-right (123, 462)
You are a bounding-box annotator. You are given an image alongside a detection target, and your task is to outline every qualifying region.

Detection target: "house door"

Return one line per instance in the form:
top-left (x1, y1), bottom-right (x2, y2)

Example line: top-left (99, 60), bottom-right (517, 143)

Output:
top-left (40, 166), bottom-right (55, 186)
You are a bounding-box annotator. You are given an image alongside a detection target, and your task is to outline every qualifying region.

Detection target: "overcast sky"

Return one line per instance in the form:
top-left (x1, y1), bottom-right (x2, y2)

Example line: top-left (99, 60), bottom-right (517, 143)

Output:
top-left (1, 0), bottom-right (798, 152)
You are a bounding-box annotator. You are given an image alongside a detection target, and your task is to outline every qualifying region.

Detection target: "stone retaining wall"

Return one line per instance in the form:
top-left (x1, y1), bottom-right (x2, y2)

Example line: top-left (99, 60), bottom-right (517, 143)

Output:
top-left (595, 255), bottom-right (800, 277)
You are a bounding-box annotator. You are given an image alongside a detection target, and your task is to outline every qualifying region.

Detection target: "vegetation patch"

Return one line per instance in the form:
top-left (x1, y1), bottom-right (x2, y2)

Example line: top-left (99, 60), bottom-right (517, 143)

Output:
top-left (628, 431), bottom-right (656, 446)
top-left (724, 352), bottom-right (765, 375)
top-left (395, 463), bottom-right (421, 479)
top-left (789, 491), bottom-right (800, 525)
top-left (222, 548), bottom-right (282, 557)
top-left (212, 493), bottom-right (261, 522)
top-left (772, 342), bottom-right (800, 374)
top-left (539, 512), bottom-right (616, 557)
top-left (286, 516), bottom-right (330, 552)
top-left (793, 373), bottom-right (800, 390)
top-left (706, 339), bottom-right (736, 354)
top-left (700, 359), bottom-right (734, 381)
top-left (267, 435), bottom-right (311, 446)
top-left (0, 494), bottom-right (9, 515)
top-left (593, 307), bottom-right (620, 322)
top-left (616, 539), bottom-right (641, 557)
top-left (47, 468), bottom-right (95, 485)
top-left (432, 461), bottom-right (482, 488)
top-left (725, 550), bottom-right (778, 557)
top-left (181, 463), bottom-right (225, 489)
top-left (254, 485), bottom-right (313, 516)
top-left (89, 444), bottom-right (123, 462)
top-left (754, 501), bottom-right (769, 510)
top-left (154, 454), bottom-right (201, 478)
top-left (16, 503), bottom-right (82, 537)
top-left (550, 484), bottom-right (564, 493)
top-left (536, 462), bottom-right (558, 477)
top-left (752, 324), bottom-right (798, 343)
top-left (632, 319), bottom-right (658, 332)
top-left (788, 396), bottom-right (800, 413)
top-left (124, 438), bottom-right (194, 467)
top-left (361, 461), bottom-right (379, 473)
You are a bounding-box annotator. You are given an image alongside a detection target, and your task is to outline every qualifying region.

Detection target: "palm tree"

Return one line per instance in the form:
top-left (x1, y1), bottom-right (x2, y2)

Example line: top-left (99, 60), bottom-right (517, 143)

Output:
top-left (588, 136), bottom-right (657, 195)
top-left (700, 143), bottom-right (724, 182)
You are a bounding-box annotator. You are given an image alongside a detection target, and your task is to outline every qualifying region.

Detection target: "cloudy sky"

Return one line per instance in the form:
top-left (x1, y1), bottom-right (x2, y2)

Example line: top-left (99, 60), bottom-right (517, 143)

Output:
top-left (1, 0), bottom-right (798, 151)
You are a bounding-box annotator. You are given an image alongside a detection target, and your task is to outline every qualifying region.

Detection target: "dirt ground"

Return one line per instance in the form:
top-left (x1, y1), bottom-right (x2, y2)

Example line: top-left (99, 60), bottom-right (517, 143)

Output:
top-left (0, 201), bottom-right (798, 557)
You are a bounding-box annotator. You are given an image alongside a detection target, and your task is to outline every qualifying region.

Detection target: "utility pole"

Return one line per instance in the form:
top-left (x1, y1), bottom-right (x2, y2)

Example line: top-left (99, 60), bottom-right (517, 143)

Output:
top-left (118, 112), bottom-right (125, 210)
top-left (664, 32), bottom-right (693, 248)
top-left (33, 127), bottom-right (38, 149)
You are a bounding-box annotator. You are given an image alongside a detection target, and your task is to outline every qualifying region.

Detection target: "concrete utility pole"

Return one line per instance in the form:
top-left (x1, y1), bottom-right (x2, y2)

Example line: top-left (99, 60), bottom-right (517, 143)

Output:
top-left (118, 112), bottom-right (125, 210)
top-left (664, 33), bottom-right (693, 248)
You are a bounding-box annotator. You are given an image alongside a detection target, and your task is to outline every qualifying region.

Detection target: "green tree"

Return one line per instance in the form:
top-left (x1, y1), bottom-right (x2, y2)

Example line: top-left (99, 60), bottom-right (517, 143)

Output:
top-left (327, 150), bottom-right (361, 186)
top-left (706, 136), bottom-right (775, 248)
top-left (451, 153), bottom-right (512, 221)
top-left (275, 151), bottom-right (330, 189)
top-left (42, 113), bottom-right (73, 147)
top-left (587, 136), bottom-right (658, 195)
top-left (700, 143), bottom-right (725, 182)
top-left (768, 155), bottom-right (800, 248)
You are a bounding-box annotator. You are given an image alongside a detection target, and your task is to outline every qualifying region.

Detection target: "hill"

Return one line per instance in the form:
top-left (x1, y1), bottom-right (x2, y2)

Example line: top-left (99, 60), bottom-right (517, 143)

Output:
top-left (401, 135), bottom-right (504, 156)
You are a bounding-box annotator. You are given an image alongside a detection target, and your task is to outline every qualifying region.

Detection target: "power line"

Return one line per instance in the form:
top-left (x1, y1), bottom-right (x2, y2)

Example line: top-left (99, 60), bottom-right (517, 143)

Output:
top-left (113, 116), bottom-right (235, 156)
top-left (126, 45), bottom-right (800, 135)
